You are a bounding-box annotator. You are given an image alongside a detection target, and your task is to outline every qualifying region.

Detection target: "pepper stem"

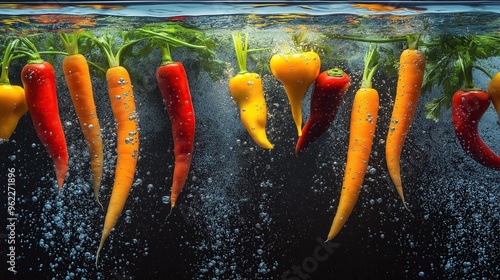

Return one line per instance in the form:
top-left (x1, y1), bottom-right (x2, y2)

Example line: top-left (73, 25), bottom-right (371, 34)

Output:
top-left (0, 39), bottom-right (19, 85)
top-left (232, 31), bottom-right (248, 74)
top-left (458, 51), bottom-right (476, 90)
top-left (19, 37), bottom-right (44, 64)
top-left (160, 44), bottom-right (173, 65)
top-left (326, 67), bottom-right (344, 77)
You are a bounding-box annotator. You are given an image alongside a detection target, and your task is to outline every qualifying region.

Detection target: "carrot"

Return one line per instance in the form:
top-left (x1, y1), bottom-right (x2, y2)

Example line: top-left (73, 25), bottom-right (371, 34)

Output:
top-left (93, 34), bottom-right (142, 265)
top-left (60, 33), bottom-right (104, 208)
top-left (327, 44), bottom-right (380, 241)
top-left (270, 49), bottom-right (320, 136)
top-left (385, 35), bottom-right (425, 209)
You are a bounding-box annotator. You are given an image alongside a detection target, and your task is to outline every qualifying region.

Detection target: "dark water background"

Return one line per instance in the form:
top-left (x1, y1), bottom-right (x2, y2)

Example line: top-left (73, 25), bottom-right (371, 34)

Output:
top-left (1, 2), bottom-right (500, 280)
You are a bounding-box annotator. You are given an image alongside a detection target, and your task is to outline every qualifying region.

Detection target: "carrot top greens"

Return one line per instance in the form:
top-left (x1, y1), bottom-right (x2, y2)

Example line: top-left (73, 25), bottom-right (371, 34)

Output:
top-left (423, 34), bottom-right (500, 121)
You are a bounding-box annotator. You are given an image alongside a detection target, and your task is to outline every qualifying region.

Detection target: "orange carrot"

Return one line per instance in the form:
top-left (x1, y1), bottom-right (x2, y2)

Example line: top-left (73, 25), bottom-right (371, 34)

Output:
top-left (60, 33), bottom-right (104, 208)
top-left (93, 34), bottom-right (141, 265)
top-left (386, 35), bottom-right (425, 208)
top-left (327, 44), bottom-right (380, 241)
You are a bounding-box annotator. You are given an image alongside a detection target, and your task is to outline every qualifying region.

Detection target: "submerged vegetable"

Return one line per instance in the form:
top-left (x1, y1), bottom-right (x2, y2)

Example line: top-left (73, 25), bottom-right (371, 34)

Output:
top-left (20, 38), bottom-right (68, 190)
top-left (327, 44), bottom-right (380, 241)
top-left (270, 50), bottom-right (320, 136)
top-left (487, 71), bottom-right (500, 126)
top-left (157, 59), bottom-right (195, 211)
top-left (137, 25), bottom-right (212, 214)
top-left (0, 39), bottom-right (28, 141)
top-left (295, 67), bottom-right (350, 155)
top-left (452, 89), bottom-right (500, 170)
top-left (451, 51), bottom-right (500, 170)
top-left (94, 34), bottom-right (141, 265)
top-left (229, 32), bottom-right (273, 149)
top-left (60, 33), bottom-right (104, 208)
top-left (385, 35), bottom-right (425, 208)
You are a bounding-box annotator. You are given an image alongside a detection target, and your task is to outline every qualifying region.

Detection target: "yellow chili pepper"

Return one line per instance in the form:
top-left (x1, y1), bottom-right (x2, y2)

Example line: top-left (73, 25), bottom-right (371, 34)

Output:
top-left (0, 39), bottom-right (28, 141)
top-left (229, 32), bottom-right (273, 149)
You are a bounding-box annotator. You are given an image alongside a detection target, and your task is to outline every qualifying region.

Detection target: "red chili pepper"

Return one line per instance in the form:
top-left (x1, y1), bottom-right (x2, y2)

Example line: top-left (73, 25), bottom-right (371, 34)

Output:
top-left (296, 68), bottom-right (350, 155)
top-left (156, 61), bottom-right (195, 211)
top-left (22, 60), bottom-right (69, 189)
top-left (452, 89), bottom-right (500, 170)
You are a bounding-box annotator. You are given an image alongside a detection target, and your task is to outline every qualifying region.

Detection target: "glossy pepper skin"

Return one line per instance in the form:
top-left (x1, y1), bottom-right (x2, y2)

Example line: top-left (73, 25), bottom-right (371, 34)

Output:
top-left (229, 72), bottom-right (273, 149)
top-left (0, 39), bottom-right (28, 141)
top-left (487, 72), bottom-right (500, 126)
top-left (22, 61), bottom-right (69, 189)
top-left (156, 61), bottom-right (195, 209)
top-left (296, 68), bottom-right (350, 155)
top-left (452, 89), bottom-right (500, 170)
top-left (0, 84), bottom-right (28, 141)
top-left (270, 51), bottom-right (321, 136)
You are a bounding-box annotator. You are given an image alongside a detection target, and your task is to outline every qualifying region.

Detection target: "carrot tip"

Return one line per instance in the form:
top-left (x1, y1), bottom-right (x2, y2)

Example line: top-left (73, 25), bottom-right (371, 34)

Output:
top-left (403, 201), bottom-right (410, 212)
top-left (165, 206), bottom-right (174, 221)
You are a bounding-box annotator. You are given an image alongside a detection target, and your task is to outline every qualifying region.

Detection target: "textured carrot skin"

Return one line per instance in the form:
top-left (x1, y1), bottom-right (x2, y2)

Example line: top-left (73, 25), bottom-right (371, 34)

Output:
top-left (270, 51), bottom-right (320, 136)
top-left (0, 84), bottom-right (28, 140)
top-left (386, 49), bottom-right (425, 205)
top-left (296, 68), bottom-right (350, 155)
top-left (327, 87), bottom-right (379, 241)
top-left (97, 66), bottom-right (139, 257)
top-left (156, 62), bottom-right (195, 209)
top-left (62, 54), bottom-right (104, 203)
top-left (487, 72), bottom-right (500, 125)
top-left (229, 72), bottom-right (273, 149)
top-left (21, 61), bottom-right (68, 189)
top-left (452, 89), bottom-right (500, 170)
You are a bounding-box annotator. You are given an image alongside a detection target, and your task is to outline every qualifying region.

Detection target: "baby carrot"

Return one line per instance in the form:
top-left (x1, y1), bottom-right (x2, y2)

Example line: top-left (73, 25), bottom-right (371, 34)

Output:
top-left (60, 33), bottom-right (104, 208)
top-left (327, 44), bottom-right (380, 241)
top-left (93, 34), bottom-right (141, 265)
top-left (385, 35), bottom-right (425, 208)
top-left (270, 49), bottom-right (320, 136)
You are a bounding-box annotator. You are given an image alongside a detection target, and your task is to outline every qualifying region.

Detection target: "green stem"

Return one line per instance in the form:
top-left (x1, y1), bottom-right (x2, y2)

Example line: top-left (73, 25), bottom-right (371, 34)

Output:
top-left (406, 34), bottom-right (421, 50)
top-left (0, 39), bottom-right (19, 85)
top-left (247, 47), bottom-right (272, 53)
top-left (473, 65), bottom-right (493, 79)
top-left (361, 44), bottom-right (381, 89)
top-left (19, 37), bottom-right (44, 64)
top-left (459, 51), bottom-right (476, 90)
top-left (138, 28), bottom-right (207, 50)
top-left (39, 50), bottom-right (67, 56)
top-left (87, 60), bottom-right (106, 74)
top-left (59, 33), bottom-right (79, 55)
top-left (326, 67), bottom-right (344, 77)
top-left (160, 44), bottom-right (173, 65)
top-left (232, 31), bottom-right (248, 74)
top-left (90, 34), bottom-right (145, 68)
top-left (330, 35), bottom-right (407, 44)
top-left (115, 38), bottom-right (146, 68)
